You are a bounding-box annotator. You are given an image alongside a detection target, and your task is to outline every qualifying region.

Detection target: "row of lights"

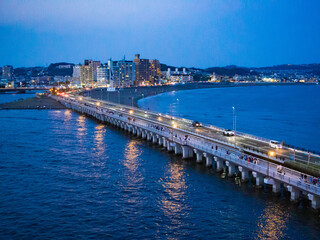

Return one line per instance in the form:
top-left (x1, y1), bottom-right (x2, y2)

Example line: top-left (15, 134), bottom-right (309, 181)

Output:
top-left (77, 96), bottom-right (178, 129)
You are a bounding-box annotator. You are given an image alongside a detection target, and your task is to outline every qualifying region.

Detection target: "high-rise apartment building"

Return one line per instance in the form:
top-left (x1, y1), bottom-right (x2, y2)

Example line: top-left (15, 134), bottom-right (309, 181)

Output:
top-left (107, 59), bottom-right (135, 88)
top-left (72, 65), bottom-right (81, 85)
top-left (133, 54), bottom-right (160, 86)
top-left (97, 65), bottom-right (109, 86)
top-left (79, 60), bottom-right (101, 86)
top-left (2, 65), bottom-right (13, 81)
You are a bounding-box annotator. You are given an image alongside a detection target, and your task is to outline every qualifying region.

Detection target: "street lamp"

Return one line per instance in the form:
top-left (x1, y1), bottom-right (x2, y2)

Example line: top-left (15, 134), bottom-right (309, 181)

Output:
top-left (232, 106), bottom-right (237, 145)
top-left (177, 98), bottom-right (179, 117)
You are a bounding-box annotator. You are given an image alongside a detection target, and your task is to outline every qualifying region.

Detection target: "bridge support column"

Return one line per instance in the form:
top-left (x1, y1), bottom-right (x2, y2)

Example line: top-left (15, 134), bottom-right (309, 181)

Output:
top-left (152, 135), bottom-right (158, 144)
top-left (253, 172), bottom-right (264, 188)
top-left (194, 149), bottom-right (203, 163)
top-left (147, 132), bottom-right (152, 141)
top-left (272, 180), bottom-right (281, 194)
top-left (238, 166), bottom-right (249, 182)
top-left (162, 137), bottom-right (167, 147)
top-left (203, 153), bottom-right (213, 167)
top-left (182, 146), bottom-right (193, 159)
top-left (167, 141), bottom-right (174, 152)
top-left (141, 131), bottom-right (147, 139)
top-left (308, 194), bottom-right (320, 209)
top-left (175, 143), bottom-right (182, 155)
top-left (215, 157), bottom-right (224, 172)
top-left (158, 137), bottom-right (163, 146)
top-left (226, 161), bottom-right (236, 177)
top-left (137, 128), bottom-right (142, 137)
top-left (287, 186), bottom-right (300, 201)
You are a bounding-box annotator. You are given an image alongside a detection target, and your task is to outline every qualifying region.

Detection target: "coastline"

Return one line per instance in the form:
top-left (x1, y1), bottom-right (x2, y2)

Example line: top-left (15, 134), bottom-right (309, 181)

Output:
top-left (0, 95), bottom-right (67, 110)
top-left (0, 82), bottom-right (310, 110)
top-left (90, 82), bottom-right (302, 107)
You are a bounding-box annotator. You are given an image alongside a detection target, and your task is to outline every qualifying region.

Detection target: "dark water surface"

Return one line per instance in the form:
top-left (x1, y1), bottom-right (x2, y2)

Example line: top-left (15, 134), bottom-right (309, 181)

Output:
top-left (139, 84), bottom-right (320, 152)
top-left (1, 85), bottom-right (320, 239)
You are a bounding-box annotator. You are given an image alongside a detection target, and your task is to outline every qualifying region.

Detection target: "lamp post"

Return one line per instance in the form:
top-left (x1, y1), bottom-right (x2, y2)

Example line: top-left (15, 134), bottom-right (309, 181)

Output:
top-left (177, 98), bottom-right (179, 117)
top-left (233, 106), bottom-right (236, 146)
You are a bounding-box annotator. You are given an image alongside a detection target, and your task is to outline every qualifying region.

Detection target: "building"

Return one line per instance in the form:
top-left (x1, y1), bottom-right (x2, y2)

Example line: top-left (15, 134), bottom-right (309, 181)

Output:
top-left (107, 59), bottom-right (135, 88)
top-left (168, 68), bottom-right (193, 83)
top-left (133, 54), bottom-right (161, 86)
top-left (97, 65), bottom-right (109, 86)
top-left (2, 65), bottom-right (13, 81)
top-left (170, 74), bottom-right (193, 83)
top-left (79, 60), bottom-right (101, 86)
top-left (72, 65), bottom-right (81, 85)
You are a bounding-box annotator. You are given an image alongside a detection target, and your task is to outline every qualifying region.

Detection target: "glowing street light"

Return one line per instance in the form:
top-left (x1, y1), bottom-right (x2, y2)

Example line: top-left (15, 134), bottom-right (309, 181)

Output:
top-left (96, 102), bottom-right (101, 106)
top-left (268, 151), bottom-right (275, 157)
top-left (129, 110), bottom-right (134, 114)
top-left (78, 97), bottom-right (83, 101)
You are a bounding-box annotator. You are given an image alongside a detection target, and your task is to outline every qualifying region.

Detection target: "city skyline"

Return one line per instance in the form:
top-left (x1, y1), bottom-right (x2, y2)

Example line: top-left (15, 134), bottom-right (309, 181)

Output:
top-left (1, 0), bottom-right (320, 68)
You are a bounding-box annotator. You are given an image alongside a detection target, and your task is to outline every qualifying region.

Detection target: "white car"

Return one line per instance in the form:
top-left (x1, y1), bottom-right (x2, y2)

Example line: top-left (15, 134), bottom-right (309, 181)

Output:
top-left (269, 140), bottom-right (282, 149)
top-left (223, 129), bottom-right (234, 136)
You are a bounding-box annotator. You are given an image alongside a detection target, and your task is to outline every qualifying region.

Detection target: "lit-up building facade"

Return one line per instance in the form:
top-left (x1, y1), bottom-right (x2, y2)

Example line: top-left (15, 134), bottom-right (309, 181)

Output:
top-left (133, 54), bottom-right (161, 86)
top-left (107, 59), bottom-right (135, 88)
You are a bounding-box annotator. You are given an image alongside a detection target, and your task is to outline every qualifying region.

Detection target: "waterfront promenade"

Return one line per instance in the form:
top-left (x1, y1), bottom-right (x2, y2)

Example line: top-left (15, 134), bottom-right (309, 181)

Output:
top-left (54, 94), bottom-right (320, 209)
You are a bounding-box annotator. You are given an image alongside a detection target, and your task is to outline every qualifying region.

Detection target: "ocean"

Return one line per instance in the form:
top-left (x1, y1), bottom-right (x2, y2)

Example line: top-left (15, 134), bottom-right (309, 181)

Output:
top-left (1, 84), bottom-right (319, 239)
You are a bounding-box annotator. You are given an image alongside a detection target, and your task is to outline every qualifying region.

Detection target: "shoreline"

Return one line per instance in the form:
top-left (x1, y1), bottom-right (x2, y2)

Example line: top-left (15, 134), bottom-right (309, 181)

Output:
top-left (0, 96), bottom-right (67, 110)
top-left (90, 82), bottom-right (303, 107)
top-left (0, 82), bottom-right (312, 110)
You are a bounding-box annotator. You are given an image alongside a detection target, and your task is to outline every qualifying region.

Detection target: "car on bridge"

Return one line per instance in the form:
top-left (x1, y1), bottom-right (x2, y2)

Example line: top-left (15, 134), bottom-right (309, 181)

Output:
top-left (192, 121), bottom-right (202, 127)
top-left (223, 129), bottom-right (234, 136)
top-left (269, 140), bottom-right (282, 149)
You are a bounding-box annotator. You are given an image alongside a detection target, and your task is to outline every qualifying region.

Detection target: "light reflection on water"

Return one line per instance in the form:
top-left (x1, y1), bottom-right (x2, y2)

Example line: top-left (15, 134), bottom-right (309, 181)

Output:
top-left (160, 161), bottom-right (190, 230)
top-left (255, 203), bottom-right (289, 240)
top-left (93, 124), bottom-right (106, 159)
top-left (76, 114), bottom-right (87, 139)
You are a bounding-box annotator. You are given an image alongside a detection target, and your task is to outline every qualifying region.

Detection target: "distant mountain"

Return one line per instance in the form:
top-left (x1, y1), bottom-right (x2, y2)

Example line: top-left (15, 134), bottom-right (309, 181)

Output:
top-left (205, 66), bottom-right (258, 76)
top-left (46, 62), bottom-right (74, 76)
top-left (254, 63), bottom-right (320, 71)
top-left (13, 67), bottom-right (45, 77)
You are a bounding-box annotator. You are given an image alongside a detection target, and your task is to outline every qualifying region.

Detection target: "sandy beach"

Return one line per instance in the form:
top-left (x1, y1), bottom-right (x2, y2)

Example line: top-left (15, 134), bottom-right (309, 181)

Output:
top-left (0, 95), bottom-right (67, 110)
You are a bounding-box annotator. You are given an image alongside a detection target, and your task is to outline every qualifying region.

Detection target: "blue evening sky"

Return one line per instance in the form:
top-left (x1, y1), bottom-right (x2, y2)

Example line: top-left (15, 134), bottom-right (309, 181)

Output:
top-left (0, 0), bottom-right (319, 68)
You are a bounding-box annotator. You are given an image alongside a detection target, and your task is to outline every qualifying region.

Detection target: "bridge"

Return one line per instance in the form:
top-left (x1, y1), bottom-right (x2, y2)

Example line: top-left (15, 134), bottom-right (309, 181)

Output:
top-left (0, 87), bottom-right (49, 93)
top-left (53, 94), bottom-right (320, 209)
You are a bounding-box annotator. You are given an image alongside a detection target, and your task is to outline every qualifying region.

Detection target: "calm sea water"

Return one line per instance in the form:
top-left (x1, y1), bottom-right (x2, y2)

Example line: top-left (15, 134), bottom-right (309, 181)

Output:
top-left (1, 85), bottom-right (320, 239)
top-left (0, 91), bottom-right (43, 104)
top-left (139, 84), bottom-right (320, 152)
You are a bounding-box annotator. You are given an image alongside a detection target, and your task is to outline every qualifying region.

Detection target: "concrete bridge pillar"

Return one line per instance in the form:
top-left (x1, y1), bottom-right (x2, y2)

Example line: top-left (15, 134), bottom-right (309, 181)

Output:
top-left (252, 172), bottom-right (264, 187)
top-left (238, 166), bottom-right (249, 182)
top-left (152, 135), bottom-right (158, 144)
top-left (141, 131), bottom-right (146, 139)
top-left (194, 149), bottom-right (203, 163)
top-left (287, 185), bottom-right (300, 201)
top-left (137, 128), bottom-right (142, 137)
top-left (182, 146), bottom-right (193, 159)
top-left (272, 180), bottom-right (281, 194)
top-left (147, 132), bottom-right (152, 141)
top-left (162, 137), bottom-right (167, 147)
top-left (158, 137), bottom-right (163, 146)
top-left (226, 161), bottom-right (236, 177)
top-left (132, 127), bottom-right (137, 135)
top-left (175, 143), bottom-right (182, 155)
top-left (167, 141), bottom-right (174, 152)
top-left (203, 153), bottom-right (213, 167)
top-left (215, 157), bottom-right (224, 172)
top-left (308, 194), bottom-right (320, 209)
